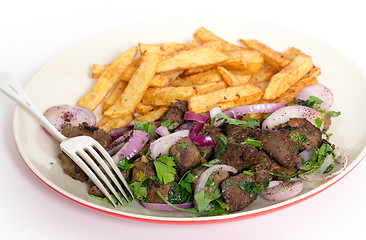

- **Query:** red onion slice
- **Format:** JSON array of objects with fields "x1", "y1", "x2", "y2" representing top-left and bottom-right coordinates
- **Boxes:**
[
  {"x1": 190, "y1": 135, "x2": 214, "y2": 147},
  {"x1": 43, "y1": 105, "x2": 96, "y2": 132},
  {"x1": 261, "y1": 180, "x2": 304, "y2": 201},
  {"x1": 188, "y1": 122, "x2": 204, "y2": 138},
  {"x1": 155, "y1": 125, "x2": 170, "y2": 136},
  {"x1": 210, "y1": 106, "x2": 222, "y2": 119},
  {"x1": 149, "y1": 130, "x2": 190, "y2": 160},
  {"x1": 106, "y1": 131, "x2": 132, "y2": 156},
  {"x1": 224, "y1": 101, "x2": 285, "y2": 118},
  {"x1": 115, "y1": 130, "x2": 149, "y2": 164},
  {"x1": 262, "y1": 105, "x2": 323, "y2": 130},
  {"x1": 108, "y1": 125, "x2": 133, "y2": 140},
  {"x1": 141, "y1": 202, "x2": 193, "y2": 212},
  {"x1": 297, "y1": 84, "x2": 334, "y2": 110},
  {"x1": 296, "y1": 148, "x2": 316, "y2": 170},
  {"x1": 299, "y1": 146, "x2": 349, "y2": 182},
  {"x1": 184, "y1": 112, "x2": 210, "y2": 123},
  {"x1": 194, "y1": 165, "x2": 237, "y2": 195},
  {"x1": 194, "y1": 164, "x2": 237, "y2": 210}
]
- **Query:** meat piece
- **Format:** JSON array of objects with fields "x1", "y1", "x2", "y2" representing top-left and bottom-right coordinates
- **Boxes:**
[
  {"x1": 215, "y1": 140, "x2": 259, "y2": 171},
  {"x1": 276, "y1": 118, "x2": 322, "y2": 150},
  {"x1": 145, "y1": 179, "x2": 173, "y2": 204},
  {"x1": 57, "y1": 123, "x2": 113, "y2": 182},
  {"x1": 57, "y1": 153, "x2": 88, "y2": 182},
  {"x1": 130, "y1": 157, "x2": 155, "y2": 183},
  {"x1": 160, "y1": 100, "x2": 188, "y2": 128},
  {"x1": 62, "y1": 122, "x2": 112, "y2": 148},
  {"x1": 191, "y1": 167, "x2": 230, "y2": 194},
  {"x1": 169, "y1": 137, "x2": 202, "y2": 172},
  {"x1": 220, "y1": 173, "x2": 258, "y2": 212},
  {"x1": 223, "y1": 124, "x2": 256, "y2": 142},
  {"x1": 197, "y1": 124, "x2": 222, "y2": 160},
  {"x1": 255, "y1": 129, "x2": 298, "y2": 168}
]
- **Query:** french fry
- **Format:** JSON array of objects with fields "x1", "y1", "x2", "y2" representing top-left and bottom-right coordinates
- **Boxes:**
[
  {"x1": 240, "y1": 39, "x2": 290, "y2": 69},
  {"x1": 91, "y1": 64, "x2": 107, "y2": 79},
  {"x1": 188, "y1": 84, "x2": 263, "y2": 113},
  {"x1": 263, "y1": 55, "x2": 313, "y2": 100},
  {"x1": 231, "y1": 71, "x2": 252, "y2": 85},
  {"x1": 180, "y1": 65, "x2": 216, "y2": 77},
  {"x1": 102, "y1": 80, "x2": 128, "y2": 112},
  {"x1": 103, "y1": 45, "x2": 161, "y2": 117},
  {"x1": 150, "y1": 71, "x2": 183, "y2": 87},
  {"x1": 250, "y1": 64, "x2": 278, "y2": 83},
  {"x1": 77, "y1": 47, "x2": 138, "y2": 111},
  {"x1": 255, "y1": 81, "x2": 270, "y2": 91},
  {"x1": 136, "y1": 102, "x2": 155, "y2": 115},
  {"x1": 96, "y1": 114, "x2": 134, "y2": 133},
  {"x1": 139, "y1": 42, "x2": 186, "y2": 56},
  {"x1": 278, "y1": 77, "x2": 319, "y2": 104},
  {"x1": 169, "y1": 69, "x2": 222, "y2": 87},
  {"x1": 217, "y1": 66, "x2": 246, "y2": 87},
  {"x1": 220, "y1": 49, "x2": 264, "y2": 73},
  {"x1": 194, "y1": 81, "x2": 227, "y2": 94},
  {"x1": 142, "y1": 86, "x2": 196, "y2": 106},
  {"x1": 156, "y1": 45, "x2": 228, "y2": 73},
  {"x1": 135, "y1": 106, "x2": 170, "y2": 123},
  {"x1": 283, "y1": 47, "x2": 306, "y2": 60},
  {"x1": 194, "y1": 27, "x2": 243, "y2": 51}
]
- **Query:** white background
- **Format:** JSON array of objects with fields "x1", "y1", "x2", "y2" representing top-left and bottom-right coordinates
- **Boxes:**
[{"x1": 1, "y1": 0, "x2": 366, "y2": 239}]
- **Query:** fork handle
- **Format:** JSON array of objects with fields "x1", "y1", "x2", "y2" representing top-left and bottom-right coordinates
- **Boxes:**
[{"x1": 0, "y1": 73, "x2": 66, "y2": 142}]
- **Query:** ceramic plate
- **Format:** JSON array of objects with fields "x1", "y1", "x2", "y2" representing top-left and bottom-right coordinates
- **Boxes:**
[{"x1": 12, "y1": 17, "x2": 366, "y2": 223}]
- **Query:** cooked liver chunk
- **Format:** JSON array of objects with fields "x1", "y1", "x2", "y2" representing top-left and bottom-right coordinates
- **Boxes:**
[
  {"x1": 145, "y1": 180, "x2": 173, "y2": 204},
  {"x1": 160, "y1": 100, "x2": 188, "y2": 128},
  {"x1": 169, "y1": 137, "x2": 202, "y2": 172}
]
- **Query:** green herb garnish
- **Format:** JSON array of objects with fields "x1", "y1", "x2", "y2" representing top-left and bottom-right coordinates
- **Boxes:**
[{"x1": 153, "y1": 155, "x2": 177, "y2": 184}]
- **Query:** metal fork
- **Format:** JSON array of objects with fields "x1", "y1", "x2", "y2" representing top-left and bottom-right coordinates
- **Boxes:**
[{"x1": 0, "y1": 73, "x2": 133, "y2": 207}]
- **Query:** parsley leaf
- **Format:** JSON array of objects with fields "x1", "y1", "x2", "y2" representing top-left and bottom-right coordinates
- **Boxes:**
[
  {"x1": 178, "y1": 142, "x2": 189, "y2": 150},
  {"x1": 117, "y1": 156, "x2": 134, "y2": 171},
  {"x1": 236, "y1": 180, "x2": 267, "y2": 196},
  {"x1": 129, "y1": 182, "x2": 147, "y2": 201},
  {"x1": 241, "y1": 137, "x2": 262, "y2": 147},
  {"x1": 134, "y1": 121, "x2": 157, "y2": 134},
  {"x1": 178, "y1": 172, "x2": 200, "y2": 193},
  {"x1": 216, "y1": 134, "x2": 228, "y2": 158},
  {"x1": 153, "y1": 155, "x2": 177, "y2": 184},
  {"x1": 194, "y1": 188, "x2": 221, "y2": 212},
  {"x1": 161, "y1": 118, "x2": 177, "y2": 132},
  {"x1": 211, "y1": 113, "x2": 260, "y2": 128},
  {"x1": 296, "y1": 96, "x2": 341, "y2": 117}
]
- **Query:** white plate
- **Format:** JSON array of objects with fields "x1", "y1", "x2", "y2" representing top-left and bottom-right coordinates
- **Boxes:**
[{"x1": 13, "y1": 17, "x2": 366, "y2": 223}]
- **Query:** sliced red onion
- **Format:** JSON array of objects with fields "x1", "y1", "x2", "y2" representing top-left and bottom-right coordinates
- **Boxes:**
[
  {"x1": 114, "y1": 130, "x2": 149, "y2": 164},
  {"x1": 174, "y1": 121, "x2": 194, "y2": 132},
  {"x1": 299, "y1": 146, "x2": 349, "y2": 182},
  {"x1": 297, "y1": 84, "x2": 334, "y2": 110},
  {"x1": 210, "y1": 106, "x2": 222, "y2": 119},
  {"x1": 149, "y1": 130, "x2": 190, "y2": 160},
  {"x1": 262, "y1": 105, "x2": 323, "y2": 130},
  {"x1": 261, "y1": 180, "x2": 304, "y2": 201},
  {"x1": 190, "y1": 135, "x2": 214, "y2": 147},
  {"x1": 194, "y1": 165, "x2": 237, "y2": 195},
  {"x1": 141, "y1": 202, "x2": 193, "y2": 212},
  {"x1": 43, "y1": 105, "x2": 96, "y2": 132},
  {"x1": 108, "y1": 125, "x2": 133, "y2": 140},
  {"x1": 194, "y1": 164, "x2": 237, "y2": 209},
  {"x1": 296, "y1": 148, "x2": 316, "y2": 170},
  {"x1": 224, "y1": 101, "x2": 285, "y2": 118},
  {"x1": 184, "y1": 112, "x2": 210, "y2": 123},
  {"x1": 106, "y1": 131, "x2": 132, "y2": 156},
  {"x1": 155, "y1": 125, "x2": 170, "y2": 136},
  {"x1": 188, "y1": 122, "x2": 204, "y2": 138}
]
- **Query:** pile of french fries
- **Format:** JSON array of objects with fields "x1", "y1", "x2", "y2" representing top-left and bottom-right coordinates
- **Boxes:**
[{"x1": 77, "y1": 27, "x2": 320, "y2": 132}]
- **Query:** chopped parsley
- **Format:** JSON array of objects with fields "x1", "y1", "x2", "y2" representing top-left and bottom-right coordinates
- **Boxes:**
[
  {"x1": 178, "y1": 172, "x2": 200, "y2": 193},
  {"x1": 296, "y1": 96, "x2": 341, "y2": 117},
  {"x1": 241, "y1": 137, "x2": 262, "y2": 148},
  {"x1": 323, "y1": 164, "x2": 334, "y2": 174},
  {"x1": 161, "y1": 118, "x2": 177, "y2": 132},
  {"x1": 178, "y1": 142, "x2": 189, "y2": 150},
  {"x1": 117, "y1": 156, "x2": 134, "y2": 171},
  {"x1": 290, "y1": 131, "x2": 310, "y2": 149},
  {"x1": 153, "y1": 155, "x2": 177, "y2": 184},
  {"x1": 236, "y1": 180, "x2": 268, "y2": 196},
  {"x1": 211, "y1": 113, "x2": 260, "y2": 128},
  {"x1": 194, "y1": 188, "x2": 222, "y2": 212},
  {"x1": 134, "y1": 121, "x2": 157, "y2": 134},
  {"x1": 216, "y1": 134, "x2": 228, "y2": 158},
  {"x1": 129, "y1": 182, "x2": 147, "y2": 201}
]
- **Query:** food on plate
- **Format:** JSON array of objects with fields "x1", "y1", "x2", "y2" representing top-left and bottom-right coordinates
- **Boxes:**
[{"x1": 45, "y1": 27, "x2": 346, "y2": 216}]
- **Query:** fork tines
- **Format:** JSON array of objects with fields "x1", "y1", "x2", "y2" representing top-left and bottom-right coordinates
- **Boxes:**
[{"x1": 60, "y1": 136, "x2": 134, "y2": 207}]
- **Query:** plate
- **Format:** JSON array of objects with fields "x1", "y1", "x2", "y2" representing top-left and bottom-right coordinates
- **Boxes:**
[{"x1": 12, "y1": 17, "x2": 366, "y2": 223}]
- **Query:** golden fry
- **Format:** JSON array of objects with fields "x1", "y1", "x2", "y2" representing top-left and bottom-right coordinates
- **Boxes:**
[
  {"x1": 142, "y1": 86, "x2": 196, "y2": 106},
  {"x1": 194, "y1": 81, "x2": 227, "y2": 94},
  {"x1": 96, "y1": 114, "x2": 134, "y2": 133},
  {"x1": 194, "y1": 27, "x2": 243, "y2": 51},
  {"x1": 217, "y1": 66, "x2": 245, "y2": 87},
  {"x1": 188, "y1": 84, "x2": 263, "y2": 113},
  {"x1": 220, "y1": 49, "x2": 264, "y2": 73},
  {"x1": 135, "y1": 106, "x2": 170, "y2": 123},
  {"x1": 240, "y1": 39, "x2": 290, "y2": 69},
  {"x1": 250, "y1": 64, "x2": 278, "y2": 83},
  {"x1": 104, "y1": 45, "x2": 161, "y2": 117},
  {"x1": 156, "y1": 45, "x2": 228, "y2": 73},
  {"x1": 77, "y1": 47, "x2": 138, "y2": 111},
  {"x1": 136, "y1": 102, "x2": 155, "y2": 115},
  {"x1": 102, "y1": 80, "x2": 128, "y2": 112},
  {"x1": 278, "y1": 77, "x2": 319, "y2": 104},
  {"x1": 169, "y1": 69, "x2": 222, "y2": 87},
  {"x1": 263, "y1": 55, "x2": 313, "y2": 100},
  {"x1": 91, "y1": 64, "x2": 107, "y2": 79}
]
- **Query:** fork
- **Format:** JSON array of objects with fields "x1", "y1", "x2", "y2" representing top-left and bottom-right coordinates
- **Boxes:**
[{"x1": 0, "y1": 72, "x2": 133, "y2": 207}]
